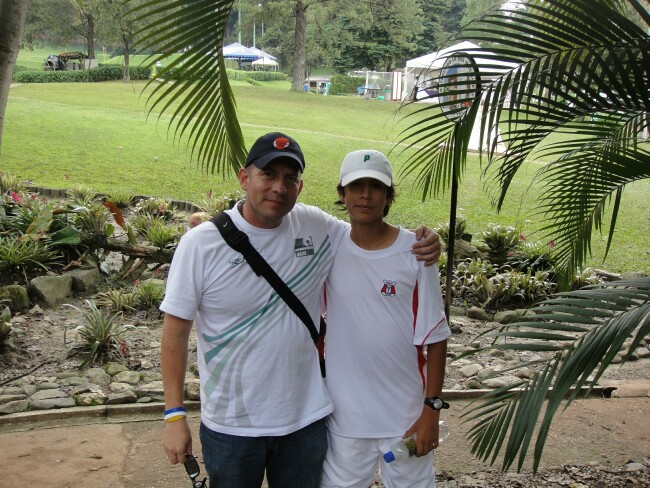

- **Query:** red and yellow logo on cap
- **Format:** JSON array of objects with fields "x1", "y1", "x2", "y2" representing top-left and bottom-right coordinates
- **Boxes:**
[{"x1": 273, "y1": 137, "x2": 290, "y2": 150}]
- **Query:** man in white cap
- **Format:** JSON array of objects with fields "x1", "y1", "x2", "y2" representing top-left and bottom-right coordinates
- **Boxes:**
[
  {"x1": 321, "y1": 150, "x2": 450, "y2": 488},
  {"x1": 160, "y1": 134, "x2": 441, "y2": 487}
]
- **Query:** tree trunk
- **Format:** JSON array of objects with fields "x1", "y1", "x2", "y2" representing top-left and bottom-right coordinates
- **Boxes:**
[
  {"x1": 122, "y1": 35, "x2": 130, "y2": 83},
  {"x1": 0, "y1": 0, "x2": 28, "y2": 157},
  {"x1": 291, "y1": 1, "x2": 308, "y2": 92},
  {"x1": 86, "y1": 13, "x2": 95, "y2": 61}
]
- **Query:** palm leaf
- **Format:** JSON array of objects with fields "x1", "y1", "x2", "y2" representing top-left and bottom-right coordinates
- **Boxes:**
[
  {"x1": 399, "y1": 0, "x2": 649, "y2": 283},
  {"x1": 460, "y1": 278, "x2": 650, "y2": 472},
  {"x1": 128, "y1": 0, "x2": 246, "y2": 175}
]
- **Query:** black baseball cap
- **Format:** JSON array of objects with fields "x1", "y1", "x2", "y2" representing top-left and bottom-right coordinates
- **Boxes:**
[{"x1": 245, "y1": 132, "x2": 305, "y2": 171}]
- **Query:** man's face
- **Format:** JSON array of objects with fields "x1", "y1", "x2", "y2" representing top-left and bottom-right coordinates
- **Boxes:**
[{"x1": 238, "y1": 159, "x2": 303, "y2": 229}]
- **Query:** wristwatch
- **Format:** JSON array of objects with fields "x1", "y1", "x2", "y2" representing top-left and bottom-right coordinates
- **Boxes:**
[{"x1": 424, "y1": 396, "x2": 450, "y2": 411}]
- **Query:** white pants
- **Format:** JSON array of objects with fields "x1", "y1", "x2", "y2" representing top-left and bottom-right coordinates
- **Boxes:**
[{"x1": 321, "y1": 431, "x2": 436, "y2": 488}]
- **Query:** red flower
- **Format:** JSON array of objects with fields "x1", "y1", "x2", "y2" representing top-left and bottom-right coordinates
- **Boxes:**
[
  {"x1": 548, "y1": 240, "x2": 556, "y2": 248},
  {"x1": 9, "y1": 191, "x2": 22, "y2": 203}
]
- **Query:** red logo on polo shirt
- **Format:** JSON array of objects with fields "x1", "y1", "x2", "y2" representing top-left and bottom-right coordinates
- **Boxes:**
[
  {"x1": 273, "y1": 137, "x2": 290, "y2": 150},
  {"x1": 381, "y1": 280, "x2": 397, "y2": 297}
]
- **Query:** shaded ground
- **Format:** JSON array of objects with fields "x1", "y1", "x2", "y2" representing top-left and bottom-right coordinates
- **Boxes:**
[{"x1": 0, "y1": 393, "x2": 648, "y2": 488}]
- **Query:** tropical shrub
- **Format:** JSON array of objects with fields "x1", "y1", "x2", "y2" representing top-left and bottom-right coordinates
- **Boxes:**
[{"x1": 64, "y1": 300, "x2": 135, "y2": 367}]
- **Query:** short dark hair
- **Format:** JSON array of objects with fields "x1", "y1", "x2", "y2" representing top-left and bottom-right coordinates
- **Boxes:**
[{"x1": 336, "y1": 183, "x2": 396, "y2": 217}]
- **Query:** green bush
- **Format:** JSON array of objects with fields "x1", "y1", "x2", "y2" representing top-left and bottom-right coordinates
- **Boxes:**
[
  {"x1": 14, "y1": 65, "x2": 151, "y2": 83},
  {"x1": 14, "y1": 70, "x2": 87, "y2": 83},
  {"x1": 329, "y1": 75, "x2": 365, "y2": 95}
]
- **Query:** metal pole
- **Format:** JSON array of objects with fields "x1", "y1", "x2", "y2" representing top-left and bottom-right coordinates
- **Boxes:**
[
  {"x1": 238, "y1": 0, "x2": 241, "y2": 44},
  {"x1": 444, "y1": 123, "x2": 461, "y2": 320}
]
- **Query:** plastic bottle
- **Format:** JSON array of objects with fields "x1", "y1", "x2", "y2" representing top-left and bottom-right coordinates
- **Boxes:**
[{"x1": 383, "y1": 421, "x2": 449, "y2": 463}]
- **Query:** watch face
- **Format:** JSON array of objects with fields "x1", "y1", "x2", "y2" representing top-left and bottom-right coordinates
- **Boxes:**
[{"x1": 431, "y1": 398, "x2": 443, "y2": 409}]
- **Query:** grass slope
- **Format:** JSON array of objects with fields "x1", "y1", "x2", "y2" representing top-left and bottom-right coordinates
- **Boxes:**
[{"x1": 1, "y1": 80, "x2": 648, "y2": 273}]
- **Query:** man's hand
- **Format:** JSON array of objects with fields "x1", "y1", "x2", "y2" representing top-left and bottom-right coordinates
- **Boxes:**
[
  {"x1": 412, "y1": 227, "x2": 441, "y2": 266},
  {"x1": 163, "y1": 418, "x2": 193, "y2": 464}
]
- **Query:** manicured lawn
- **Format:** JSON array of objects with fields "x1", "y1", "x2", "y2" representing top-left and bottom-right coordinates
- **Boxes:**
[{"x1": 2, "y1": 79, "x2": 648, "y2": 273}]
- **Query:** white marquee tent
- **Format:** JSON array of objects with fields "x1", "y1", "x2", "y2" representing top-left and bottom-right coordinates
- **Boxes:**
[
  {"x1": 402, "y1": 41, "x2": 518, "y2": 152},
  {"x1": 402, "y1": 41, "x2": 518, "y2": 102}
]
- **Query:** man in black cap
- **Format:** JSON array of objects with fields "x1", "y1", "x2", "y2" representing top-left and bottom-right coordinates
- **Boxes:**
[{"x1": 160, "y1": 132, "x2": 439, "y2": 487}]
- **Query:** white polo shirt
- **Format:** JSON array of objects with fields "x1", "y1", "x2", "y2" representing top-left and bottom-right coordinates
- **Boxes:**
[
  {"x1": 161, "y1": 203, "x2": 348, "y2": 436},
  {"x1": 324, "y1": 227, "x2": 450, "y2": 438}
]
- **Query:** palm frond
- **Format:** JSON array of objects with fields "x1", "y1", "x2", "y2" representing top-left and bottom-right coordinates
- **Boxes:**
[
  {"x1": 128, "y1": 0, "x2": 246, "y2": 175},
  {"x1": 399, "y1": 0, "x2": 649, "y2": 282},
  {"x1": 460, "y1": 278, "x2": 650, "y2": 472}
]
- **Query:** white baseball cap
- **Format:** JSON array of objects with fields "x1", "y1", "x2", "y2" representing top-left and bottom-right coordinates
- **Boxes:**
[{"x1": 339, "y1": 150, "x2": 393, "y2": 187}]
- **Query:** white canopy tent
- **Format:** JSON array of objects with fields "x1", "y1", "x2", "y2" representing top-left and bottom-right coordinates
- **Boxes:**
[
  {"x1": 252, "y1": 57, "x2": 279, "y2": 71},
  {"x1": 402, "y1": 41, "x2": 518, "y2": 152},
  {"x1": 403, "y1": 41, "x2": 518, "y2": 102}
]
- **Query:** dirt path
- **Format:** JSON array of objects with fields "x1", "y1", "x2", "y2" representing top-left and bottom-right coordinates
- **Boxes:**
[{"x1": 0, "y1": 390, "x2": 648, "y2": 488}]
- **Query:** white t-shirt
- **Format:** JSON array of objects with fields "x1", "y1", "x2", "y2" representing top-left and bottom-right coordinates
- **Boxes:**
[
  {"x1": 160, "y1": 203, "x2": 348, "y2": 436},
  {"x1": 324, "y1": 227, "x2": 450, "y2": 438}
]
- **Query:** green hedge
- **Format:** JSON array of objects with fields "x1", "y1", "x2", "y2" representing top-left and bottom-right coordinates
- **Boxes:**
[
  {"x1": 225, "y1": 69, "x2": 287, "y2": 82},
  {"x1": 329, "y1": 75, "x2": 365, "y2": 95},
  {"x1": 14, "y1": 65, "x2": 151, "y2": 83}
]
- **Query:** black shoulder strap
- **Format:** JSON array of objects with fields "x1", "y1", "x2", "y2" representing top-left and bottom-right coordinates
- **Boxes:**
[{"x1": 210, "y1": 212, "x2": 320, "y2": 345}]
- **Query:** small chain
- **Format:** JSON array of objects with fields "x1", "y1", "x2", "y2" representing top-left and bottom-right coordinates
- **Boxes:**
[{"x1": 237, "y1": 199, "x2": 245, "y2": 216}]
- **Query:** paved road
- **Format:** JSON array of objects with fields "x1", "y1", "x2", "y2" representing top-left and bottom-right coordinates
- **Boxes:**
[{"x1": 0, "y1": 381, "x2": 648, "y2": 488}]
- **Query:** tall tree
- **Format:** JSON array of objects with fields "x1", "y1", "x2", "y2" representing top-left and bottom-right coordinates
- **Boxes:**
[
  {"x1": 416, "y1": 0, "x2": 453, "y2": 55},
  {"x1": 0, "y1": 0, "x2": 28, "y2": 157},
  {"x1": 98, "y1": 0, "x2": 152, "y2": 82},
  {"x1": 461, "y1": 0, "x2": 505, "y2": 26},
  {"x1": 315, "y1": 0, "x2": 423, "y2": 73}
]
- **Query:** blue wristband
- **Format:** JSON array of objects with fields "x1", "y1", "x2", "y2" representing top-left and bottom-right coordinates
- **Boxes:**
[{"x1": 164, "y1": 406, "x2": 187, "y2": 417}]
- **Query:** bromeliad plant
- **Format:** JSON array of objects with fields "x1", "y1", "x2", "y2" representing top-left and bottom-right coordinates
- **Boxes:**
[{"x1": 64, "y1": 299, "x2": 136, "y2": 367}]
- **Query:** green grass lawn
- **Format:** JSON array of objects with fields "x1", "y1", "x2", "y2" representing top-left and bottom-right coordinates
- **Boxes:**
[{"x1": 2, "y1": 79, "x2": 648, "y2": 273}]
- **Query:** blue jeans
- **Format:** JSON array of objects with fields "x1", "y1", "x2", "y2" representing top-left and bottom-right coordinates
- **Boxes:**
[{"x1": 200, "y1": 418, "x2": 328, "y2": 488}]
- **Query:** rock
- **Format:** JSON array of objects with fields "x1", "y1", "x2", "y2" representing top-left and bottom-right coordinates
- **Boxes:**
[
  {"x1": 481, "y1": 375, "x2": 520, "y2": 388},
  {"x1": 0, "y1": 394, "x2": 27, "y2": 404},
  {"x1": 493, "y1": 309, "x2": 523, "y2": 324},
  {"x1": 0, "y1": 399, "x2": 29, "y2": 414},
  {"x1": 467, "y1": 307, "x2": 491, "y2": 321},
  {"x1": 30, "y1": 397, "x2": 75, "y2": 410},
  {"x1": 107, "y1": 391, "x2": 137, "y2": 404},
  {"x1": 624, "y1": 462, "x2": 646, "y2": 472},
  {"x1": 36, "y1": 381, "x2": 61, "y2": 390},
  {"x1": 449, "y1": 306, "x2": 466, "y2": 317},
  {"x1": 0, "y1": 285, "x2": 30, "y2": 312},
  {"x1": 21, "y1": 384, "x2": 37, "y2": 396},
  {"x1": 28, "y1": 275, "x2": 73, "y2": 308},
  {"x1": 516, "y1": 367, "x2": 534, "y2": 379},
  {"x1": 592, "y1": 269, "x2": 621, "y2": 281},
  {"x1": 136, "y1": 380, "x2": 164, "y2": 397},
  {"x1": 65, "y1": 267, "x2": 101, "y2": 293},
  {"x1": 185, "y1": 379, "x2": 201, "y2": 400},
  {"x1": 459, "y1": 364, "x2": 482, "y2": 378},
  {"x1": 105, "y1": 362, "x2": 128, "y2": 376},
  {"x1": 108, "y1": 382, "x2": 135, "y2": 392},
  {"x1": 61, "y1": 376, "x2": 89, "y2": 386},
  {"x1": 463, "y1": 378, "x2": 482, "y2": 389},
  {"x1": 453, "y1": 239, "x2": 487, "y2": 260},
  {"x1": 113, "y1": 371, "x2": 141, "y2": 385},
  {"x1": 136, "y1": 396, "x2": 153, "y2": 403},
  {"x1": 31, "y1": 389, "x2": 68, "y2": 401},
  {"x1": 85, "y1": 368, "x2": 112, "y2": 386},
  {"x1": 141, "y1": 372, "x2": 162, "y2": 383},
  {"x1": 476, "y1": 366, "x2": 499, "y2": 381},
  {"x1": 76, "y1": 391, "x2": 108, "y2": 406},
  {"x1": 621, "y1": 271, "x2": 647, "y2": 280}
]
